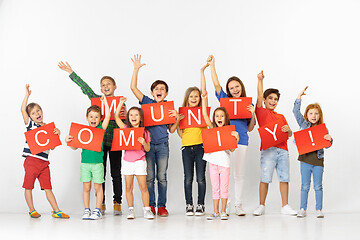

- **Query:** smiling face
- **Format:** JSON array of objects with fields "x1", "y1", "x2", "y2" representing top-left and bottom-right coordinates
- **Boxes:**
[
  {"x1": 100, "y1": 78, "x2": 117, "y2": 97},
  {"x1": 28, "y1": 105, "x2": 43, "y2": 124},
  {"x1": 187, "y1": 90, "x2": 200, "y2": 107},
  {"x1": 86, "y1": 111, "x2": 101, "y2": 127},
  {"x1": 264, "y1": 93, "x2": 279, "y2": 111},
  {"x1": 306, "y1": 108, "x2": 320, "y2": 125},
  {"x1": 214, "y1": 109, "x2": 226, "y2": 127},
  {"x1": 227, "y1": 80, "x2": 242, "y2": 98},
  {"x1": 128, "y1": 109, "x2": 141, "y2": 127},
  {"x1": 151, "y1": 83, "x2": 168, "y2": 102}
]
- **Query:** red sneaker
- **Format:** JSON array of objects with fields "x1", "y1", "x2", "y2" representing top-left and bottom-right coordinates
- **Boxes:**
[
  {"x1": 157, "y1": 207, "x2": 169, "y2": 217},
  {"x1": 150, "y1": 206, "x2": 156, "y2": 215}
]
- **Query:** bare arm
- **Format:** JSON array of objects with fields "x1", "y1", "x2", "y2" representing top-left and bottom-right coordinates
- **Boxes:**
[
  {"x1": 168, "y1": 110, "x2": 181, "y2": 133},
  {"x1": 138, "y1": 137, "x2": 150, "y2": 152},
  {"x1": 114, "y1": 97, "x2": 127, "y2": 128},
  {"x1": 201, "y1": 63, "x2": 209, "y2": 107},
  {"x1": 208, "y1": 55, "x2": 222, "y2": 96},
  {"x1": 256, "y1": 70, "x2": 264, "y2": 108},
  {"x1": 230, "y1": 131, "x2": 239, "y2": 152},
  {"x1": 101, "y1": 96, "x2": 111, "y2": 130},
  {"x1": 65, "y1": 136, "x2": 78, "y2": 150},
  {"x1": 176, "y1": 113, "x2": 185, "y2": 138},
  {"x1": 201, "y1": 92, "x2": 212, "y2": 128},
  {"x1": 21, "y1": 84, "x2": 31, "y2": 125},
  {"x1": 247, "y1": 105, "x2": 256, "y2": 131},
  {"x1": 130, "y1": 54, "x2": 146, "y2": 102}
]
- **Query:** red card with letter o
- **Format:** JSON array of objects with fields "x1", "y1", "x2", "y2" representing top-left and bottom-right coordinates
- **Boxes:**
[
  {"x1": 67, "y1": 122, "x2": 105, "y2": 152},
  {"x1": 201, "y1": 125, "x2": 237, "y2": 153},
  {"x1": 91, "y1": 96, "x2": 125, "y2": 120},
  {"x1": 178, "y1": 107, "x2": 210, "y2": 129},
  {"x1": 220, "y1": 97, "x2": 252, "y2": 119},
  {"x1": 142, "y1": 101, "x2": 176, "y2": 127},
  {"x1": 111, "y1": 127, "x2": 145, "y2": 151},
  {"x1": 294, "y1": 123, "x2": 331, "y2": 155},
  {"x1": 24, "y1": 122, "x2": 62, "y2": 155},
  {"x1": 258, "y1": 119, "x2": 288, "y2": 150}
]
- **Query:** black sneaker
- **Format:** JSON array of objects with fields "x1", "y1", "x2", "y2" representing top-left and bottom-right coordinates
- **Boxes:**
[
  {"x1": 195, "y1": 204, "x2": 205, "y2": 216},
  {"x1": 185, "y1": 204, "x2": 194, "y2": 216}
]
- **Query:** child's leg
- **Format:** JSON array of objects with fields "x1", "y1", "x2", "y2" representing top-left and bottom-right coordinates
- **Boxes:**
[
  {"x1": 94, "y1": 183, "x2": 104, "y2": 209},
  {"x1": 25, "y1": 189, "x2": 35, "y2": 212},
  {"x1": 276, "y1": 148, "x2": 290, "y2": 206},
  {"x1": 312, "y1": 165, "x2": 324, "y2": 210},
  {"x1": 209, "y1": 163, "x2": 220, "y2": 213},
  {"x1": 279, "y1": 182, "x2": 289, "y2": 207},
  {"x1": 259, "y1": 182, "x2": 269, "y2": 205},
  {"x1": 232, "y1": 145, "x2": 248, "y2": 206},
  {"x1": 219, "y1": 166, "x2": 230, "y2": 213},
  {"x1": 125, "y1": 175, "x2": 135, "y2": 207},
  {"x1": 213, "y1": 199, "x2": 220, "y2": 214},
  {"x1": 259, "y1": 148, "x2": 277, "y2": 205},
  {"x1": 182, "y1": 146, "x2": 195, "y2": 205},
  {"x1": 194, "y1": 145, "x2": 206, "y2": 205},
  {"x1": 44, "y1": 189, "x2": 60, "y2": 212},
  {"x1": 221, "y1": 198, "x2": 227, "y2": 213},
  {"x1": 300, "y1": 162, "x2": 312, "y2": 210},
  {"x1": 83, "y1": 182, "x2": 91, "y2": 209},
  {"x1": 136, "y1": 175, "x2": 150, "y2": 207}
]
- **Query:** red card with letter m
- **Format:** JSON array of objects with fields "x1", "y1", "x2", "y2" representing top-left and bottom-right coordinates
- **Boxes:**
[
  {"x1": 67, "y1": 122, "x2": 105, "y2": 152},
  {"x1": 201, "y1": 125, "x2": 237, "y2": 153},
  {"x1": 142, "y1": 101, "x2": 176, "y2": 127},
  {"x1": 91, "y1": 96, "x2": 126, "y2": 120},
  {"x1": 258, "y1": 119, "x2": 289, "y2": 150},
  {"x1": 111, "y1": 127, "x2": 145, "y2": 151},
  {"x1": 178, "y1": 107, "x2": 210, "y2": 129},
  {"x1": 220, "y1": 97, "x2": 252, "y2": 119},
  {"x1": 294, "y1": 123, "x2": 331, "y2": 155},
  {"x1": 24, "y1": 122, "x2": 62, "y2": 155}
]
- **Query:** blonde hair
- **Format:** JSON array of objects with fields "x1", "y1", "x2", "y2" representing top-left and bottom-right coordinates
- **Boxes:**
[
  {"x1": 304, "y1": 103, "x2": 324, "y2": 125},
  {"x1": 181, "y1": 87, "x2": 202, "y2": 107}
]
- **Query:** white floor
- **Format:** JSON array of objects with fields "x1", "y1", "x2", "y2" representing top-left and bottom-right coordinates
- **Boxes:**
[{"x1": 1, "y1": 211, "x2": 359, "y2": 240}]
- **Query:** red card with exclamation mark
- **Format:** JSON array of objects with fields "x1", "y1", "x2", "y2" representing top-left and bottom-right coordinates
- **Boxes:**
[{"x1": 293, "y1": 123, "x2": 331, "y2": 155}]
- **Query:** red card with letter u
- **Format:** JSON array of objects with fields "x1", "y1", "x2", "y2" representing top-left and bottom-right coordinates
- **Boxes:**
[
  {"x1": 294, "y1": 123, "x2": 331, "y2": 155},
  {"x1": 111, "y1": 127, "x2": 145, "y2": 151},
  {"x1": 178, "y1": 107, "x2": 210, "y2": 129},
  {"x1": 67, "y1": 122, "x2": 105, "y2": 152},
  {"x1": 201, "y1": 125, "x2": 237, "y2": 153},
  {"x1": 142, "y1": 101, "x2": 176, "y2": 127},
  {"x1": 24, "y1": 122, "x2": 62, "y2": 155},
  {"x1": 91, "y1": 96, "x2": 125, "y2": 120},
  {"x1": 220, "y1": 97, "x2": 252, "y2": 119},
  {"x1": 258, "y1": 119, "x2": 288, "y2": 150}
]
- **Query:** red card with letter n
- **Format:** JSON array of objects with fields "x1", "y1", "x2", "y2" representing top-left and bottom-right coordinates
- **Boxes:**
[
  {"x1": 294, "y1": 123, "x2": 331, "y2": 155},
  {"x1": 91, "y1": 96, "x2": 125, "y2": 120},
  {"x1": 142, "y1": 101, "x2": 176, "y2": 127},
  {"x1": 67, "y1": 122, "x2": 105, "y2": 152},
  {"x1": 24, "y1": 122, "x2": 62, "y2": 155},
  {"x1": 258, "y1": 119, "x2": 289, "y2": 150},
  {"x1": 220, "y1": 97, "x2": 252, "y2": 119},
  {"x1": 201, "y1": 125, "x2": 237, "y2": 153},
  {"x1": 111, "y1": 127, "x2": 145, "y2": 151},
  {"x1": 178, "y1": 107, "x2": 210, "y2": 129}
]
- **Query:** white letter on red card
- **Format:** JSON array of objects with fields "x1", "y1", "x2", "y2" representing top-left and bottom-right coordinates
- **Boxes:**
[
  {"x1": 265, "y1": 124, "x2": 278, "y2": 141},
  {"x1": 120, "y1": 130, "x2": 134, "y2": 146},
  {"x1": 188, "y1": 109, "x2": 201, "y2": 125},
  {"x1": 229, "y1": 99, "x2": 243, "y2": 115},
  {"x1": 35, "y1": 130, "x2": 49, "y2": 146},
  {"x1": 150, "y1": 105, "x2": 164, "y2": 122},
  {"x1": 78, "y1": 128, "x2": 94, "y2": 145}
]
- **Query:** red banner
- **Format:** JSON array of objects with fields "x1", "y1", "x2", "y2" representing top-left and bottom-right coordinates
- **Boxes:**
[
  {"x1": 24, "y1": 122, "x2": 62, "y2": 155},
  {"x1": 91, "y1": 96, "x2": 125, "y2": 120},
  {"x1": 294, "y1": 123, "x2": 331, "y2": 155},
  {"x1": 178, "y1": 107, "x2": 210, "y2": 129},
  {"x1": 220, "y1": 97, "x2": 252, "y2": 119},
  {"x1": 201, "y1": 125, "x2": 237, "y2": 153},
  {"x1": 67, "y1": 122, "x2": 105, "y2": 152},
  {"x1": 142, "y1": 101, "x2": 176, "y2": 127},
  {"x1": 111, "y1": 127, "x2": 145, "y2": 151},
  {"x1": 258, "y1": 119, "x2": 289, "y2": 150}
]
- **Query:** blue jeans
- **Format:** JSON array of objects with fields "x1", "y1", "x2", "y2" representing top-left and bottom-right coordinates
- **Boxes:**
[
  {"x1": 146, "y1": 141, "x2": 169, "y2": 208},
  {"x1": 300, "y1": 161, "x2": 324, "y2": 210},
  {"x1": 260, "y1": 147, "x2": 289, "y2": 183},
  {"x1": 181, "y1": 144, "x2": 206, "y2": 205}
]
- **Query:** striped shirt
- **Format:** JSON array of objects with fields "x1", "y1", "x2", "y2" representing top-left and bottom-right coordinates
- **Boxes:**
[{"x1": 22, "y1": 120, "x2": 50, "y2": 161}]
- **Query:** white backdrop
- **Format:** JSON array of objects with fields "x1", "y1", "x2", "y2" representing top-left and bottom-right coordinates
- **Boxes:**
[{"x1": 1, "y1": 0, "x2": 359, "y2": 214}]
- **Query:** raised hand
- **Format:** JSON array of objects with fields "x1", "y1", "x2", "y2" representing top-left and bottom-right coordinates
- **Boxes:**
[
  {"x1": 201, "y1": 63, "x2": 209, "y2": 71},
  {"x1": 119, "y1": 97, "x2": 127, "y2": 104},
  {"x1": 58, "y1": 61, "x2": 73, "y2": 74},
  {"x1": 201, "y1": 90, "x2": 208, "y2": 99},
  {"x1": 298, "y1": 86, "x2": 308, "y2": 99},
  {"x1": 131, "y1": 54, "x2": 146, "y2": 69},
  {"x1": 25, "y1": 84, "x2": 31, "y2": 96},
  {"x1": 207, "y1": 55, "x2": 215, "y2": 66},
  {"x1": 257, "y1": 70, "x2": 264, "y2": 81}
]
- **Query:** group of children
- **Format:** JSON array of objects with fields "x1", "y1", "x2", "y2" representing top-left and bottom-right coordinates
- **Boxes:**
[{"x1": 21, "y1": 54, "x2": 333, "y2": 221}]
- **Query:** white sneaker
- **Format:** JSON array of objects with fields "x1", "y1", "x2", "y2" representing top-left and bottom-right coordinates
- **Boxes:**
[
  {"x1": 89, "y1": 208, "x2": 102, "y2": 220},
  {"x1": 235, "y1": 205, "x2": 246, "y2": 216},
  {"x1": 316, "y1": 210, "x2": 324, "y2": 218},
  {"x1": 297, "y1": 209, "x2": 306, "y2": 218},
  {"x1": 281, "y1": 205, "x2": 297, "y2": 215},
  {"x1": 143, "y1": 207, "x2": 155, "y2": 219},
  {"x1": 127, "y1": 207, "x2": 135, "y2": 219},
  {"x1": 220, "y1": 212, "x2": 229, "y2": 220},
  {"x1": 82, "y1": 208, "x2": 91, "y2": 220},
  {"x1": 253, "y1": 205, "x2": 265, "y2": 216}
]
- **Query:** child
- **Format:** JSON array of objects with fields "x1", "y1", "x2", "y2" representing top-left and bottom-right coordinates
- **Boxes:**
[
  {"x1": 253, "y1": 71, "x2": 297, "y2": 216},
  {"x1": 21, "y1": 84, "x2": 69, "y2": 219},
  {"x1": 58, "y1": 61, "x2": 124, "y2": 215},
  {"x1": 175, "y1": 64, "x2": 208, "y2": 216},
  {"x1": 201, "y1": 92, "x2": 239, "y2": 220},
  {"x1": 114, "y1": 97, "x2": 155, "y2": 219},
  {"x1": 65, "y1": 96, "x2": 110, "y2": 220},
  {"x1": 293, "y1": 86, "x2": 333, "y2": 218},
  {"x1": 130, "y1": 54, "x2": 181, "y2": 216},
  {"x1": 208, "y1": 55, "x2": 256, "y2": 216}
]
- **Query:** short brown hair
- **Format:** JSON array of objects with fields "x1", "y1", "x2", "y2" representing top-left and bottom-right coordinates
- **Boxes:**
[
  {"x1": 26, "y1": 103, "x2": 42, "y2": 117},
  {"x1": 86, "y1": 105, "x2": 101, "y2": 117},
  {"x1": 100, "y1": 76, "x2": 116, "y2": 86},
  {"x1": 226, "y1": 76, "x2": 247, "y2": 98},
  {"x1": 263, "y1": 88, "x2": 280, "y2": 100},
  {"x1": 182, "y1": 87, "x2": 201, "y2": 107},
  {"x1": 151, "y1": 80, "x2": 168, "y2": 92},
  {"x1": 212, "y1": 107, "x2": 230, "y2": 128},
  {"x1": 304, "y1": 103, "x2": 324, "y2": 125}
]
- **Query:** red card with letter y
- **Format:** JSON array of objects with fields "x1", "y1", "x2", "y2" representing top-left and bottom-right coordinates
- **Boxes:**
[{"x1": 258, "y1": 119, "x2": 288, "y2": 150}]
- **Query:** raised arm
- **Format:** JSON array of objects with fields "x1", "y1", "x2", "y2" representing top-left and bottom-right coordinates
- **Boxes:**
[
  {"x1": 101, "y1": 96, "x2": 111, "y2": 130},
  {"x1": 201, "y1": 63, "x2": 209, "y2": 107},
  {"x1": 130, "y1": 54, "x2": 146, "y2": 102},
  {"x1": 208, "y1": 55, "x2": 222, "y2": 96},
  {"x1": 21, "y1": 84, "x2": 31, "y2": 125},
  {"x1": 58, "y1": 61, "x2": 74, "y2": 74},
  {"x1": 256, "y1": 70, "x2": 265, "y2": 108},
  {"x1": 293, "y1": 86, "x2": 308, "y2": 127},
  {"x1": 201, "y1": 92, "x2": 212, "y2": 128},
  {"x1": 114, "y1": 97, "x2": 127, "y2": 128}
]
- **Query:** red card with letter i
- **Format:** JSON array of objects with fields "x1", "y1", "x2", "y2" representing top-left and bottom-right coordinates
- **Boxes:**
[
  {"x1": 91, "y1": 96, "x2": 126, "y2": 120},
  {"x1": 178, "y1": 107, "x2": 210, "y2": 129},
  {"x1": 111, "y1": 127, "x2": 145, "y2": 151},
  {"x1": 201, "y1": 125, "x2": 237, "y2": 153},
  {"x1": 67, "y1": 122, "x2": 105, "y2": 152},
  {"x1": 258, "y1": 119, "x2": 289, "y2": 150},
  {"x1": 24, "y1": 122, "x2": 62, "y2": 155},
  {"x1": 142, "y1": 101, "x2": 176, "y2": 127},
  {"x1": 294, "y1": 123, "x2": 331, "y2": 155},
  {"x1": 220, "y1": 97, "x2": 253, "y2": 119}
]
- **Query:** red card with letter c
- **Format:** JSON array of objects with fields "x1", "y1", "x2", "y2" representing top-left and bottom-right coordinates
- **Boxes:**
[
  {"x1": 142, "y1": 101, "x2": 176, "y2": 127},
  {"x1": 91, "y1": 96, "x2": 125, "y2": 120},
  {"x1": 24, "y1": 122, "x2": 62, "y2": 155},
  {"x1": 201, "y1": 125, "x2": 237, "y2": 153},
  {"x1": 258, "y1": 119, "x2": 288, "y2": 150},
  {"x1": 220, "y1": 97, "x2": 252, "y2": 119},
  {"x1": 294, "y1": 123, "x2": 331, "y2": 155},
  {"x1": 111, "y1": 127, "x2": 145, "y2": 151},
  {"x1": 67, "y1": 122, "x2": 105, "y2": 152},
  {"x1": 178, "y1": 107, "x2": 210, "y2": 129}
]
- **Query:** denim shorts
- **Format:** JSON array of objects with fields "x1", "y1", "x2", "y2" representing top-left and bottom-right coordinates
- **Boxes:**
[{"x1": 260, "y1": 147, "x2": 289, "y2": 183}]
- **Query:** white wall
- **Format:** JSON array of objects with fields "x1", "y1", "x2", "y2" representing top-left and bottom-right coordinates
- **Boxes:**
[{"x1": 1, "y1": 0, "x2": 359, "y2": 214}]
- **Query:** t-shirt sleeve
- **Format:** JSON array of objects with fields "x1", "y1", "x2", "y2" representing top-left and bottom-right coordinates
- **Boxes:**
[
  {"x1": 140, "y1": 95, "x2": 154, "y2": 105},
  {"x1": 215, "y1": 87, "x2": 228, "y2": 102}
]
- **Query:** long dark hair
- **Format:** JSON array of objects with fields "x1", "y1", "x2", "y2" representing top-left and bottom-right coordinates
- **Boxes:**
[
  {"x1": 125, "y1": 107, "x2": 144, "y2": 128},
  {"x1": 212, "y1": 107, "x2": 230, "y2": 128},
  {"x1": 226, "y1": 76, "x2": 247, "y2": 97}
]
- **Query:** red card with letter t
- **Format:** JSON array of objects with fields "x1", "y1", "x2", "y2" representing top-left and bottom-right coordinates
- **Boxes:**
[
  {"x1": 142, "y1": 101, "x2": 176, "y2": 127},
  {"x1": 294, "y1": 123, "x2": 331, "y2": 155},
  {"x1": 220, "y1": 97, "x2": 252, "y2": 119},
  {"x1": 178, "y1": 107, "x2": 210, "y2": 129},
  {"x1": 24, "y1": 122, "x2": 62, "y2": 155},
  {"x1": 201, "y1": 125, "x2": 237, "y2": 153},
  {"x1": 258, "y1": 119, "x2": 288, "y2": 150},
  {"x1": 91, "y1": 96, "x2": 125, "y2": 120},
  {"x1": 111, "y1": 127, "x2": 145, "y2": 151},
  {"x1": 67, "y1": 122, "x2": 105, "y2": 152}
]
